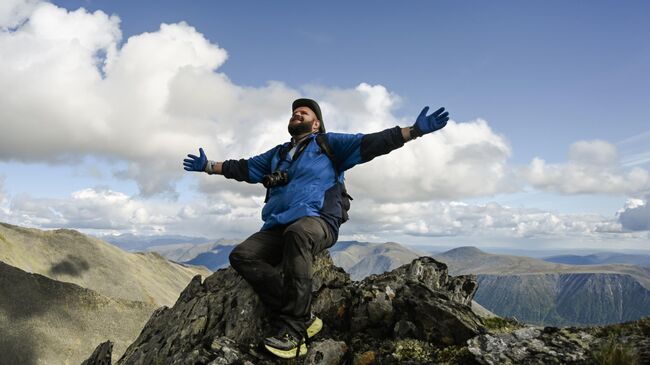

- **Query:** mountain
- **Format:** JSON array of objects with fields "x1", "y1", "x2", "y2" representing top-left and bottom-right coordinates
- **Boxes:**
[
  {"x1": 543, "y1": 252, "x2": 650, "y2": 267},
  {"x1": 0, "y1": 222, "x2": 212, "y2": 307},
  {"x1": 0, "y1": 260, "x2": 156, "y2": 365},
  {"x1": 99, "y1": 233, "x2": 212, "y2": 252},
  {"x1": 81, "y1": 253, "x2": 650, "y2": 365},
  {"x1": 328, "y1": 240, "x2": 425, "y2": 280},
  {"x1": 328, "y1": 241, "x2": 495, "y2": 318},
  {"x1": 433, "y1": 246, "x2": 650, "y2": 288},
  {"x1": 434, "y1": 246, "x2": 650, "y2": 327},
  {"x1": 145, "y1": 238, "x2": 239, "y2": 270}
]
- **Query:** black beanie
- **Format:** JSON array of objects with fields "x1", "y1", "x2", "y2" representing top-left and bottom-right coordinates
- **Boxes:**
[{"x1": 292, "y1": 98, "x2": 325, "y2": 133}]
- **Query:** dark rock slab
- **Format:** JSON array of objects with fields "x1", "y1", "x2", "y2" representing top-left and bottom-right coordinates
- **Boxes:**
[
  {"x1": 80, "y1": 340, "x2": 112, "y2": 365},
  {"x1": 89, "y1": 254, "x2": 485, "y2": 364}
]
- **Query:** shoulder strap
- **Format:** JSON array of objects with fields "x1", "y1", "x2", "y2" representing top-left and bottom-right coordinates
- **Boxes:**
[{"x1": 315, "y1": 134, "x2": 339, "y2": 179}]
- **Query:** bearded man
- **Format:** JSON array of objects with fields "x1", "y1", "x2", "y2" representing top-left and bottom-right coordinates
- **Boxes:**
[{"x1": 183, "y1": 98, "x2": 449, "y2": 358}]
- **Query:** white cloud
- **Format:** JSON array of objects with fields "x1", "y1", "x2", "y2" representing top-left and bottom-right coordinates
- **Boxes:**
[
  {"x1": 522, "y1": 140, "x2": 650, "y2": 195},
  {"x1": 3, "y1": 186, "x2": 643, "y2": 245},
  {"x1": 346, "y1": 118, "x2": 515, "y2": 202},
  {"x1": 0, "y1": 174, "x2": 6, "y2": 205},
  {"x1": 2, "y1": 187, "x2": 263, "y2": 237},
  {"x1": 618, "y1": 196, "x2": 650, "y2": 231},
  {"x1": 0, "y1": 0, "x2": 41, "y2": 29},
  {"x1": 338, "y1": 198, "x2": 632, "y2": 241},
  {"x1": 0, "y1": 1, "x2": 516, "y2": 202}
]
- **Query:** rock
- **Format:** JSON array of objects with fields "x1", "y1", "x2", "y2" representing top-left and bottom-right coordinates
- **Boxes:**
[
  {"x1": 80, "y1": 340, "x2": 112, "y2": 365},
  {"x1": 91, "y1": 253, "x2": 483, "y2": 364},
  {"x1": 82, "y1": 251, "x2": 650, "y2": 365},
  {"x1": 467, "y1": 326, "x2": 593, "y2": 364},
  {"x1": 304, "y1": 339, "x2": 347, "y2": 365}
]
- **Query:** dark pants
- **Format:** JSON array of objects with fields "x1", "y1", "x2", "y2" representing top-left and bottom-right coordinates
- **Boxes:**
[{"x1": 228, "y1": 216, "x2": 335, "y2": 337}]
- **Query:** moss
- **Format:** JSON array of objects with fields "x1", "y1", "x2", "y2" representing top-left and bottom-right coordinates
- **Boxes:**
[
  {"x1": 590, "y1": 334, "x2": 639, "y2": 365},
  {"x1": 392, "y1": 339, "x2": 435, "y2": 362},
  {"x1": 598, "y1": 324, "x2": 624, "y2": 338},
  {"x1": 482, "y1": 316, "x2": 519, "y2": 333},
  {"x1": 434, "y1": 345, "x2": 475, "y2": 364},
  {"x1": 0, "y1": 233, "x2": 6, "y2": 243},
  {"x1": 353, "y1": 350, "x2": 376, "y2": 365}
]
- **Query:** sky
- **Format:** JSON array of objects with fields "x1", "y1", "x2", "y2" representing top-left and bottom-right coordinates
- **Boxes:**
[{"x1": 0, "y1": 0, "x2": 649, "y2": 250}]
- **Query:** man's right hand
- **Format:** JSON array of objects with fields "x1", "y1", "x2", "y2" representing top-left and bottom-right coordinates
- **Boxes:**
[{"x1": 183, "y1": 148, "x2": 208, "y2": 172}]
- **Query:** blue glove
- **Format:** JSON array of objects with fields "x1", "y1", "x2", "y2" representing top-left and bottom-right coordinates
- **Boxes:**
[
  {"x1": 412, "y1": 106, "x2": 449, "y2": 137},
  {"x1": 183, "y1": 148, "x2": 207, "y2": 172}
]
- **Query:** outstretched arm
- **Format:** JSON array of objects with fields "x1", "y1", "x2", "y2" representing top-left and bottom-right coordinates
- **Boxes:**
[
  {"x1": 328, "y1": 105, "x2": 449, "y2": 171},
  {"x1": 182, "y1": 146, "x2": 277, "y2": 183}
]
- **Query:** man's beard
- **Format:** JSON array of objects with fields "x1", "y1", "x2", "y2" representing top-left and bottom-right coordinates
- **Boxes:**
[{"x1": 288, "y1": 117, "x2": 314, "y2": 136}]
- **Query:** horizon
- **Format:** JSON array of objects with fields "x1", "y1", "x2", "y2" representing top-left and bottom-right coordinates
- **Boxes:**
[{"x1": 1, "y1": 0, "x2": 649, "y2": 250}]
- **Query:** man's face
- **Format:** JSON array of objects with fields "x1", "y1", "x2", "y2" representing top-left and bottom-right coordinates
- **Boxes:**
[{"x1": 288, "y1": 106, "x2": 320, "y2": 136}]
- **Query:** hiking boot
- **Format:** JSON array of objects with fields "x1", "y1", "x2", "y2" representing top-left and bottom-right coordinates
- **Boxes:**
[
  {"x1": 263, "y1": 327, "x2": 308, "y2": 359},
  {"x1": 305, "y1": 312, "x2": 323, "y2": 338}
]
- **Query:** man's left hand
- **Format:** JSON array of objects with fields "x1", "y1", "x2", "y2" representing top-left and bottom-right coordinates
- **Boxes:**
[{"x1": 412, "y1": 106, "x2": 449, "y2": 137}]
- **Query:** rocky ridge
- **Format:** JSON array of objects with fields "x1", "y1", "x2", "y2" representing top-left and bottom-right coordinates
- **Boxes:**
[{"x1": 82, "y1": 253, "x2": 650, "y2": 364}]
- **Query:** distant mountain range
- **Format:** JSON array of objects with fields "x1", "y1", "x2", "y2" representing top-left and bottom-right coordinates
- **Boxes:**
[
  {"x1": 4, "y1": 220, "x2": 649, "y2": 363},
  {"x1": 98, "y1": 232, "x2": 212, "y2": 252},
  {"x1": 542, "y1": 252, "x2": 650, "y2": 267},
  {"x1": 328, "y1": 241, "x2": 425, "y2": 280},
  {"x1": 136, "y1": 237, "x2": 650, "y2": 327},
  {"x1": 144, "y1": 238, "x2": 239, "y2": 271},
  {"x1": 436, "y1": 246, "x2": 650, "y2": 327}
]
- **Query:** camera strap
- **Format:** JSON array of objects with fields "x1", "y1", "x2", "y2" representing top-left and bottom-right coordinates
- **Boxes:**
[
  {"x1": 264, "y1": 136, "x2": 314, "y2": 203},
  {"x1": 280, "y1": 136, "x2": 311, "y2": 162}
]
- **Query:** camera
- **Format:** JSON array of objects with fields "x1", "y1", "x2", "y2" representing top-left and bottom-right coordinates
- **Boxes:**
[{"x1": 262, "y1": 170, "x2": 289, "y2": 188}]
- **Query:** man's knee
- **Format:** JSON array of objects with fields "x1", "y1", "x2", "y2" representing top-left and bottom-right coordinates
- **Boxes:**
[
  {"x1": 284, "y1": 217, "x2": 332, "y2": 254},
  {"x1": 228, "y1": 246, "x2": 247, "y2": 270}
]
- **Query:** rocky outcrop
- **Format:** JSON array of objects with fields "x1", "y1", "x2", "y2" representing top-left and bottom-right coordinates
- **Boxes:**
[
  {"x1": 80, "y1": 340, "x2": 113, "y2": 365},
  {"x1": 83, "y1": 254, "x2": 481, "y2": 364},
  {"x1": 467, "y1": 316, "x2": 650, "y2": 365},
  {"x1": 82, "y1": 253, "x2": 650, "y2": 364}
]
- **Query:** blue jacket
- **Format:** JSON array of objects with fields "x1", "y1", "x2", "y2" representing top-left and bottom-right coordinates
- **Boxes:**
[{"x1": 222, "y1": 126, "x2": 405, "y2": 240}]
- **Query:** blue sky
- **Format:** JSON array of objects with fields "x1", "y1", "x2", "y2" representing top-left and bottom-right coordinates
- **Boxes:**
[
  {"x1": 49, "y1": 0, "x2": 650, "y2": 163},
  {"x1": 1, "y1": 0, "x2": 649, "y2": 249}
]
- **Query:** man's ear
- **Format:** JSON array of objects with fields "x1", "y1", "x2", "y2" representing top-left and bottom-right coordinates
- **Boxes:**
[{"x1": 313, "y1": 119, "x2": 321, "y2": 133}]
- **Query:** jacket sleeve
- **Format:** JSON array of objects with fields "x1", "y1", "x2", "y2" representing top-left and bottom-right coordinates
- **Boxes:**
[
  {"x1": 326, "y1": 126, "x2": 405, "y2": 171},
  {"x1": 221, "y1": 145, "x2": 279, "y2": 183}
]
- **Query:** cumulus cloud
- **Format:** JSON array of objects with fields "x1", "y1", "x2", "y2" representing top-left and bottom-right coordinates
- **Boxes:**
[
  {"x1": 3, "y1": 185, "x2": 642, "y2": 244},
  {"x1": 3, "y1": 187, "x2": 263, "y2": 237},
  {"x1": 0, "y1": 1, "x2": 515, "y2": 202},
  {"x1": 0, "y1": 0, "x2": 41, "y2": 29},
  {"x1": 522, "y1": 140, "x2": 650, "y2": 195},
  {"x1": 618, "y1": 196, "x2": 650, "y2": 231},
  {"x1": 0, "y1": 175, "x2": 6, "y2": 204},
  {"x1": 346, "y1": 118, "x2": 515, "y2": 202},
  {"x1": 336, "y1": 198, "x2": 640, "y2": 244}
]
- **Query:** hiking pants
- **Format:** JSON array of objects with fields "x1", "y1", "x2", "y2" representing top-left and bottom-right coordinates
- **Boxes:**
[{"x1": 228, "y1": 216, "x2": 335, "y2": 336}]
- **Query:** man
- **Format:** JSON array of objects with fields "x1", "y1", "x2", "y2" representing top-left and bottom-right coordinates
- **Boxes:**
[{"x1": 183, "y1": 98, "x2": 449, "y2": 358}]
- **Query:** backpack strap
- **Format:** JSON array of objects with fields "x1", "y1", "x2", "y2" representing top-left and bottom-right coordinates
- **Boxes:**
[
  {"x1": 315, "y1": 134, "x2": 339, "y2": 180},
  {"x1": 316, "y1": 134, "x2": 353, "y2": 201}
]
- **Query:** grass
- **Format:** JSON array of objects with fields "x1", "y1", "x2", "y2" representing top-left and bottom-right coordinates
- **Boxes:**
[
  {"x1": 591, "y1": 334, "x2": 639, "y2": 365},
  {"x1": 481, "y1": 316, "x2": 520, "y2": 333}
]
